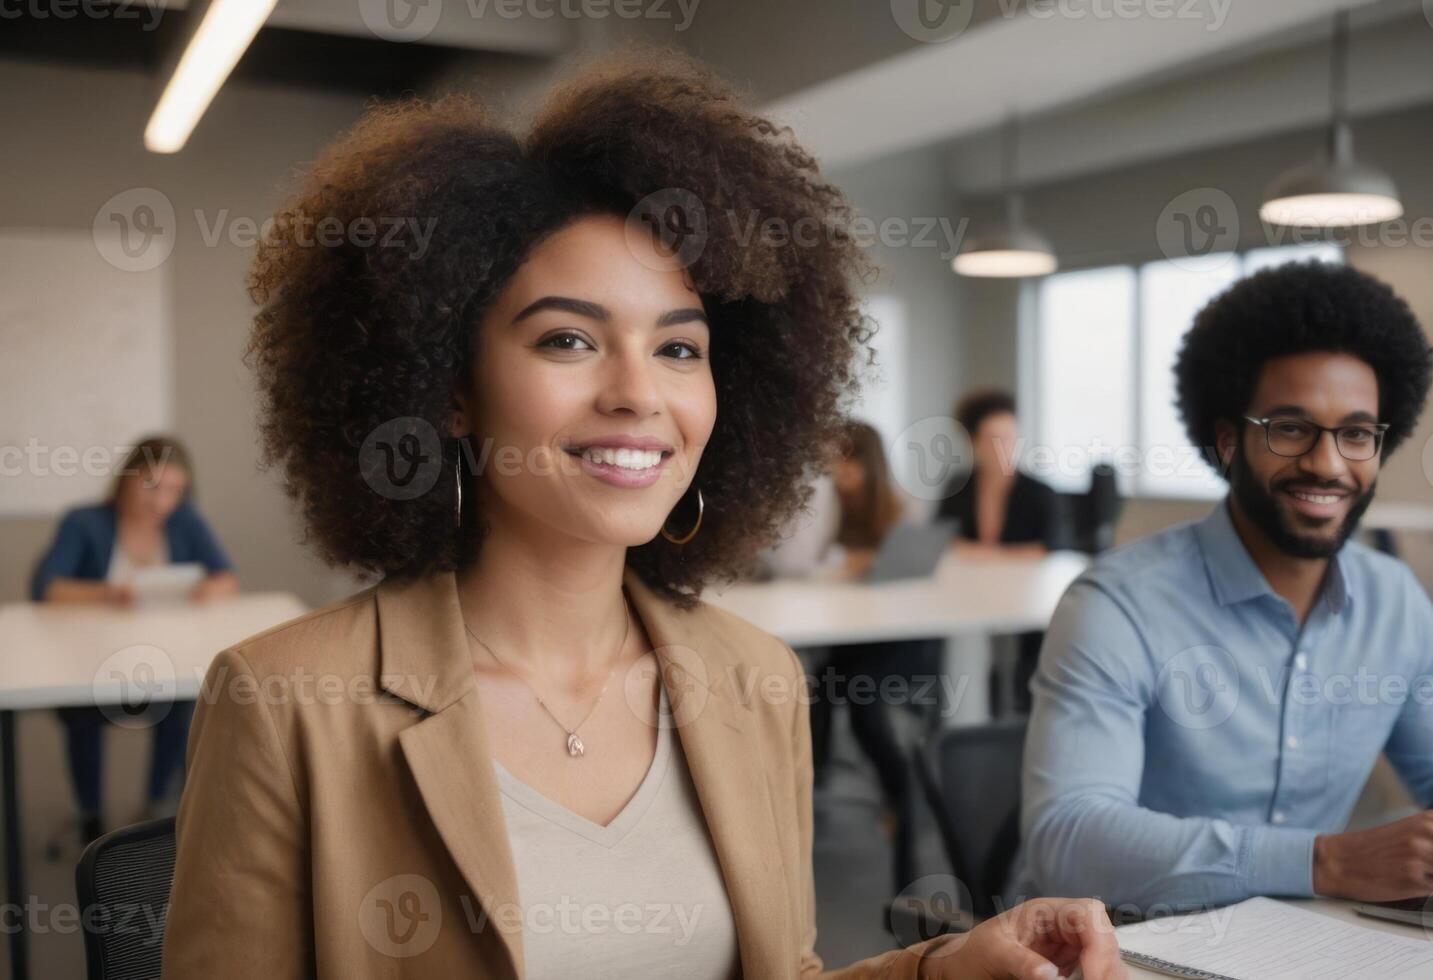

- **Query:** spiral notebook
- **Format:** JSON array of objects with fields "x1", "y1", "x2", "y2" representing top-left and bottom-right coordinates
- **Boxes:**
[{"x1": 1115, "y1": 897, "x2": 1433, "y2": 979}]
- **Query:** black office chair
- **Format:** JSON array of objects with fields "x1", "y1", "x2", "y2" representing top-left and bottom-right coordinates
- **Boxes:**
[
  {"x1": 75, "y1": 817, "x2": 176, "y2": 980},
  {"x1": 1065, "y1": 463, "x2": 1122, "y2": 554},
  {"x1": 887, "y1": 720, "x2": 1028, "y2": 940},
  {"x1": 1368, "y1": 527, "x2": 1399, "y2": 558}
]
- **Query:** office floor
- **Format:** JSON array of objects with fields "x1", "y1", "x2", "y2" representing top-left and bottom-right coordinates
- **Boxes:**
[{"x1": 811, "y1": 702, "x2": 951, "y2": 969}]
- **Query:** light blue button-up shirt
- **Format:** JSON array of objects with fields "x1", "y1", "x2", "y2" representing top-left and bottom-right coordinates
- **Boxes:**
[{"x1": 1014, "y1": 498, "x2": 1433, "y2": 910}]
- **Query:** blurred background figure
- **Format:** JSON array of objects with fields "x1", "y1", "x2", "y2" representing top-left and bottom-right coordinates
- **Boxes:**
[
  {"x1": 939, "y1": 391, "x2": 1062, "y2": 716},
  {"x1": 29, "y1": 435, "x2": 238, "y2": 846},
  {"x1": 939, "y1": 390, "x2": 1060, "y2": 559},
  {"x1": 754, "y1": 471, "x2": 842, "y2": 581},
  {"x1": 831, "y1": 421, "x2": 910, "y2": 575},
  {"x1": 807, "y1": 420, "x2": 943, "y2": 892}
]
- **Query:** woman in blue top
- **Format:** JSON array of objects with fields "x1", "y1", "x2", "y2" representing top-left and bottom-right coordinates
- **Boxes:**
[{"x1": 30, "y1": 435, "x2": 238, "y2": 845}]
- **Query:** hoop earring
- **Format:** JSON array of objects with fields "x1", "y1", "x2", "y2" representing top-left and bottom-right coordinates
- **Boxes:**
[
  {"x1": 453, "y1": 458, "x2": 463, "y2": 529},
  {"x1": 661, "y1": 487, "x2": 703, "y2": 545}
]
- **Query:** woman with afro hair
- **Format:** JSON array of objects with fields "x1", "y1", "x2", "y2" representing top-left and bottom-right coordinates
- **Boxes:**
[{"x1": 161, "y1": 48, "x2": 1123, "y2": 980}]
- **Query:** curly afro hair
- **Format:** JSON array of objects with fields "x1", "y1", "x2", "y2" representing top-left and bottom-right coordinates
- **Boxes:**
[
  {"x1": 245, "y1": 46, "x2": 876, "y2": 608},
  {"x1": 1174, "y1": 260, "x2": 1431, "y2": 473}
]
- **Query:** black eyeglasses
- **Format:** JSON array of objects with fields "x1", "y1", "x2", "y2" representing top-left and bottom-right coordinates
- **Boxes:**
[{"x1": 1243, "y1": 416, "x2": 1389, "y2": 462}]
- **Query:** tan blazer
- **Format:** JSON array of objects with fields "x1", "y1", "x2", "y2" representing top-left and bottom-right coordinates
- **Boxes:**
[{"x1": 162, "y1": 567, "x2": 941, "y2": 979}]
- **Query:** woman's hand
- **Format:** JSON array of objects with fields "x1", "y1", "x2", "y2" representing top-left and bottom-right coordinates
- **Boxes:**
[
  {"x1": 106, "y1": 582, "x2": 136, "y2": 607},
  {"x1": 191, "y1": 572, "x2": 240, "y2": 603},
  {"x1": 919, "y1": 898, "x2": 1126, "y2": 980},
  {"x1": 843, "y1": 548, "x2": 877, "y2": 578}
]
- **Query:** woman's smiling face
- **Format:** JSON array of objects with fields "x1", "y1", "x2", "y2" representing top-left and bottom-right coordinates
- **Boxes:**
[{"x1": 458, "y1": 212, "x2": 717, "y2": 548}]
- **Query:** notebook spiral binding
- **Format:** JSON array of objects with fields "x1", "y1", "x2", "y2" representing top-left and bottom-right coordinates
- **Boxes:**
[{"x1": 1121, "y1": 951, "x2": 1238, "y2": 980}]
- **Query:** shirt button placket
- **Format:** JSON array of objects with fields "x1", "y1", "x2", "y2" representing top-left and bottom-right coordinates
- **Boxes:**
[
  {"x1": 1274, "y1": 641, "x2": 1312, "y2": 825},
  {"x1": 1283, "y1": 639, "x2": 1312, "y2": 825}
]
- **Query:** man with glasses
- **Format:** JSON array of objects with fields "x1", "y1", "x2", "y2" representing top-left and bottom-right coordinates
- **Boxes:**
[{"x1": 1013, "y1": 260, "x2": 1433, "y2": 912}]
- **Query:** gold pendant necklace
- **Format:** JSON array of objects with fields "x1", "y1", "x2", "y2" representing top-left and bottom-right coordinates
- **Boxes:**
[{"x1": 463, "y1": 591, "x2": 632, "y2": 759}]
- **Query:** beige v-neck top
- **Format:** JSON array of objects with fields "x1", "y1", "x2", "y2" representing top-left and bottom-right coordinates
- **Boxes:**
[{"x1": 492, "y1": 683, "x2": 741, "y2": 979}]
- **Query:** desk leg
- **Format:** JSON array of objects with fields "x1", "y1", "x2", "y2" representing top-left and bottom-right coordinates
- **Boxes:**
[
  {"x1": 941, "y1": 634, "x2": 992, "y2": 726},
  {"x1": 2, "y1": 710, "x2": 27, "y2": 980}
]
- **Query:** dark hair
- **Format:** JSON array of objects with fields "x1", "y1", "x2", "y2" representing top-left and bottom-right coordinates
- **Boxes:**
[
  {"x1": 835, "y1": 421, "x2": 903, "y2": 550},
  {"x1": 245, "y1": 46, "x2": 874, "y2": 608},
  {"x1": 955, "y1": 389, "x2": 1017, "y2": 440},
  {"x1": 1174, "y1": 260, "x2": 1431, "y2": 472},
  {"x1": 107, "y1": 435, "x2": 193, "y2": 507}
]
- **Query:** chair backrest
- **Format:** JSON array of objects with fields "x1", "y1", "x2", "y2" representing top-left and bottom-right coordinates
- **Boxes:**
[
  {"x1": 1084, "y1": 463, "x2": 1122, "y2": 553},
  {"x1": 914, "y1": 720, "x2": 1027, "y2": 919},
  {"x1": 1061, "y1": 464, "x2": 1123, "y2": 554},
  {"x1": 75, "y1": 817, "x2": 177, "y2": 980}
]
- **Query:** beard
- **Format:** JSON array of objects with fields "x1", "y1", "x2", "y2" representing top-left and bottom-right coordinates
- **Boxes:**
[{"x1": 1227, "y1": 446, "x2": 1375, "y2": 559}]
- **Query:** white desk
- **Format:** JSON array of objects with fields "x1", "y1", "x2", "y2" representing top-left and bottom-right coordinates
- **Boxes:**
[
  {"x1": 0, "y1": 591, "x2": 308, "y2": 980},
  {"x1": 702, "y1": 551, "x2": 1089, "y2": 646},
  {"x1": 0, "y1": 592, "x2": 309, "y2": 709},
  {"x1": 1365, "y1": 502, "x2": 1433, "y2": 534},
  {"x1": 1124, "y1": 898, "x2": 1431, "y2": 978}
]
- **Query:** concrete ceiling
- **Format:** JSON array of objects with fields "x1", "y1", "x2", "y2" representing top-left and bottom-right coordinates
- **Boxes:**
[
  {"x1": 764, "y1": 0, "x2": 1393, "y2": 172},
  {"x1": 939, "y1": 1, "x2": 1433, "y2": 194}
]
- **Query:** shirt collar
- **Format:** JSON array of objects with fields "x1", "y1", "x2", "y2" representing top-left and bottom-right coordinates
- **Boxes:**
[{"x1": 1195, "y1": 497, "x2": 1353, "y2": 615}]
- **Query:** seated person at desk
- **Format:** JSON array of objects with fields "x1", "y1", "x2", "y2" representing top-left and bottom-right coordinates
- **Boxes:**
[
  {"x1": 29, "y1": 434, "x2": 238, "y2": 844},
  {"x1": 1016, "y1": 262, "x2": 1433, "y2": 911},
  {"x1": 937, "y1": 389, "x2": 1059, "y2": 560},
  {"x1": 938, "y1": 390, "x2": 1061, "y2": 715}
]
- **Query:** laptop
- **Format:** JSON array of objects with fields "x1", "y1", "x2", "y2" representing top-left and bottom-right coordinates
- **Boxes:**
[
  {"x1": 130, "y1": 562, "x2": 207, "y2": 606},
  {"x1": 864, "y1": 518, "x2": 958, "y2": 583},
  {"x1": 1355, "y1": 896, "x2": 1433, "y2": 928}
]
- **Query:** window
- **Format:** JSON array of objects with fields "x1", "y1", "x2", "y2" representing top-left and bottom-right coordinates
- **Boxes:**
[
  {"x1": 1034, "y1": 266, "x2": 1136, "y2": 494},
  {"x1": 1027, "y1": 243, "x2": 1343, "y2": 498}
]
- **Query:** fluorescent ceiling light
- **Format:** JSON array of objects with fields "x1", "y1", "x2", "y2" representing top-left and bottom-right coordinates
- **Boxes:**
[{"x1": 144, "y1": 0, "x2": 278, "y2": 154}]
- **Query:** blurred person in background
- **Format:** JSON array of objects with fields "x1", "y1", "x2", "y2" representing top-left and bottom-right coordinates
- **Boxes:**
[
  {"x1": 750, "y1": 470, "x2": 841, "y2": 580},
  {"x1": 938, "y1": 390, "x2": 1059, "y2": 559},
  {"x1": 29, "y1": 434, "x2": 238, "y2": 844},
  {"x1": 809, "y1": 420, "x2": 944, "y2": 892},
  {"x1": 939, "y1": 390, "x2": 1062, "y2": 716}
]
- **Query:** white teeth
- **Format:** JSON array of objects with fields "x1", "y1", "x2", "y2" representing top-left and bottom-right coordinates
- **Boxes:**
[
  {"x1": 1290, "y1": 491, "x2": 1341, "y2": 504},
  {"x1": 582, "y1": 447, "x2": 663, "y2": 470}
]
